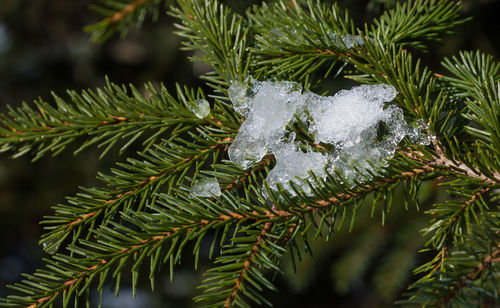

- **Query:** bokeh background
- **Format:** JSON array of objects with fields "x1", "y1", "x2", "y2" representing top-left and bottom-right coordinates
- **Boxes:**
[{"x1": 0, "y1": 0, "x2": 498, "y2": 307}]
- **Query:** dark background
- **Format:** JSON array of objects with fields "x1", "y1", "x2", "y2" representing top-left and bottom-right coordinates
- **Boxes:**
[{"x1": 0, "y1": 0, "x2": 498, "y2": 307}]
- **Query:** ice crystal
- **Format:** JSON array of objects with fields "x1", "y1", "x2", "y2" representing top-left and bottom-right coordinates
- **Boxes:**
[
  {"x1": 269, "y1": 27, "x2": 365, "y2": 49},
  {"x1": 188, "y1": 99, "x2": 210, "y2": 119},
  {"x1": 190, "y1": 178, "x2": 221, "y2": 197},
  {"x1": 328, "y1": 33, "x2": 365, "y2": 48}
]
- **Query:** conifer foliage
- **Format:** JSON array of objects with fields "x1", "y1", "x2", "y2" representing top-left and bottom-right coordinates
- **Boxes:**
[{"x1": 0, "y1": 0, "x2": 499, "y2": 307}]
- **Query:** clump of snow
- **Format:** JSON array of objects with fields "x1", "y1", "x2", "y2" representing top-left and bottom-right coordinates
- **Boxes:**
[
  {"x1": 228, "y1": 79, "x2": 305, "y2": 169},
  {"x1": 190, "y1": 178, "x2": 221, "y2": 197},
  {"x1": 266, "y1": 143, "x2": 328, "y2": 195},
  {"x1": 188, "y1": 99, "x2": 210, "y2": 118},
  {"x1": 308, "y1": 84, "x2": 398, "y2": 146},
  {"x1": 228, "y1": 78, "x2": 430, "y2": 196}
]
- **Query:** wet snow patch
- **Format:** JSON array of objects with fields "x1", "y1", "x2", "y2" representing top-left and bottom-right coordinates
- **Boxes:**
[{"x1": 228, "y1": 78, "x2": 429, "y2": 195}]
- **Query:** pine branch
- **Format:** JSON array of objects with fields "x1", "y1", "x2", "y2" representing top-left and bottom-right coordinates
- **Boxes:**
[
  {"x1": 41, "y1": 134, "x2": 234, "y2": 254},
  {"x1": 250, "y1": 0, "x2": 464, "y2": 86},
  {"x1": 426, "y1": 187, "x2": 491, "y2": 249},
  {"x1": 437, "y1": 242, "x2": 500, "y2": 308},
  {"x1": 432, "y1": 141, "x2": 500, "y2": 184},
  {"x1": 399, "y1": 139, "x2": 500, "y2": 185},
  {"x1": 372, "y1": 0, "x2": 466, "y2": 51},
  {"x1": 0, "y1": 81, "x2": 229, "y2": 161},
  {"x1": 249, "y1": 0, "x2": 353, "y2": 83},
  {"x1": 3, "y1": 0, "x2": 500, "y2": 307},
  {"x1": 402, "y1": 212, "x2": 500, "y2": 306},
  {"x1": 2, "y1": 187, "x2": 293, "y2": 308},
  {"x1": 197, "y1": 222, "x2": 280, "y2": 308},
  {"x1": 170, "y1": 0, "x2": 250, "y2": 90},
  {"x1": 3, "y1": 145, "x2": 441, "y2": 307},
  {"x1": 441, "y1": 51, "x2": 500, "y2": 155}
]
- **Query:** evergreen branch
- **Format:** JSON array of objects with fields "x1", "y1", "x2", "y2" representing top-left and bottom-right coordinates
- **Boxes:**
[
  {"x1": 250, "y1": 0, "x2": 464, "y2": 85},
  {"x1": 421, "y1": 187, "x2": 491, "y2": 277},
  {"x1": 4, "y1": 0, "x2": 500, "y2": 307},
  {"x1": 40, "y1": 135, "x2": 234, "y2": 254},
  {"x1": 105, "y1": 0, "x2": 151, "y2": 24},
  {"x1": 249, "y1": 0, "x2": 353, "y2": 83},
  {"x1": 195, "y1": 220, "x2": 293, "y2": 308},
  {"x1": 2, "y1": 222, "x2": 206, "y2": 307},
  {"x1": 0, "y1": 80, "x2": 227, "y2": 161},
  {"x1": 372, "y1": 0, "x2": 465, "y2": 51},
  {"x1": 403, "y1": 213, "x2": 500, "y2": 306},
  {"x1": 4, "y1": 138, "x2": 487, "y2": 307},
  {"x1": 170, "y1": 0, "x2": 250, "y2": 88},
  {"x1": 441, "y1": 51, "x2": 500, "y2": 154},
  {"x1": 3, "y1": 191, "x2": 286, "y2": 307},
  {"x1": 223, "y1": 222, "x2": 275, "y2": 308},
  {"x1": 192, "y1": 149, "x2": 441, "y2": 308},
  {"x1": 436, "y1": 242, "x2": 500, "y2": 308},
  {"x1": 84, "y1": 0, "x2": 168, "y2": 42}
]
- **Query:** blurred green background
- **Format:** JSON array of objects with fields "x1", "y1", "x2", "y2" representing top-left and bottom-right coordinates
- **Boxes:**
[{"x1": 0, "y1": 0, "x2": 498, "y2": 307}]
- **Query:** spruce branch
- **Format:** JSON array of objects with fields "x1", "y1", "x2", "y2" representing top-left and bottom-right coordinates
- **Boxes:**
[
  {"x1": 40, "y1": 135, "x2": 235, "y2": 254},
  {"x1": 441, "y1": 51, "x2": 500, "y2": 155},
  {"x1": 1, "y1": 0, "x2": 500, "y2": 307},
  {"x1": 249, "y1": 0, "x2": 353, "y2": 83},
  {"x1": 250, "y1": 0, "x2": 465, "y2": 86},
  {"x1": 2, "y1": 188, "x2": 294, "y2": 308},
  {"x1": 420, "y1": 187, "x2": 492, "y2": 280},
  {"x1": 196, "y1": 222, "x2": 281, "y2": 308},
  {"x1": 0, "y1": 81, "x2": 230, "y2": 161},
  {"x1": 2, "y1": 146, "x2": 441, "y2": 307},
  {"x1": 403, "y1": 213, "x2": 500, "y2": 306},
  {"x1": 372, "y1": 0, "x2": 466, "y2": 51},
  {"x1": 436, "y1": 242, "x2": 500, "y2": 308},
  {"x1": 170, "y1": 0, "x2": 250, "y2": 90},
  {"x1": 401, "y1": 139, "x2": 500, "y2": 185}
]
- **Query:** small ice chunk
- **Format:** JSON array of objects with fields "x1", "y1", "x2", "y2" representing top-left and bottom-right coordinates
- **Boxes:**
[
  {"x1": 266, "y1": 143, "x2": 328, "y2": 195},
  {"x1": 268, "y1": 27, "x2": 363, "y2": 48},
  {"x1": 228, "y1": 80, "x2": 305, "y2": 169},
  {"x1": 407, "y1": 119, "x2": 434, "y2": 146},
  {"x1": 228, "y1": 135, "x2": 269, "y2": 169},
  {"x1": 228, "y1": 81, "x2": 250, "y2": 116},
  {"x1": 190, "y1": 178, "x2": 221, "y2": 197},
  {"x1": 228, "y1": 78, "x2": 262, "y2": 117},
  {"x1": 327, "y1": 33, "x2": 365, "y2": 48},
  {"x1": 188, "y1": 99, "x2": 210, "y2": 118}
]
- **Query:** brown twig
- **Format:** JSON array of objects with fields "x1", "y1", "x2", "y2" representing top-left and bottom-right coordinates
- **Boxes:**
[
  {"x1": 432, "y1": 139, "x2": 500, "y2": 184},
  {"x1": 106, "y1": 0, "x2": 150, "y2": 24}
]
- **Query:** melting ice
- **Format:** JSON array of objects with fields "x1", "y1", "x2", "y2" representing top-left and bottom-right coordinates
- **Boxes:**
[
  {"x1": 188, "y1": 99, "x2": 210, "y2": 119},
  {"x1": 228, "y1": 78, "x2": 429, "y2": 196},
  {"x1": 269, "y1": 28, "x2": 365, "y2": 49},
  {"x1": 228, "y1": 80, "x2": 305, "y2": 169},
  {"x1": 191, "y1": 178, "x2": 221, "y2": 197}
]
